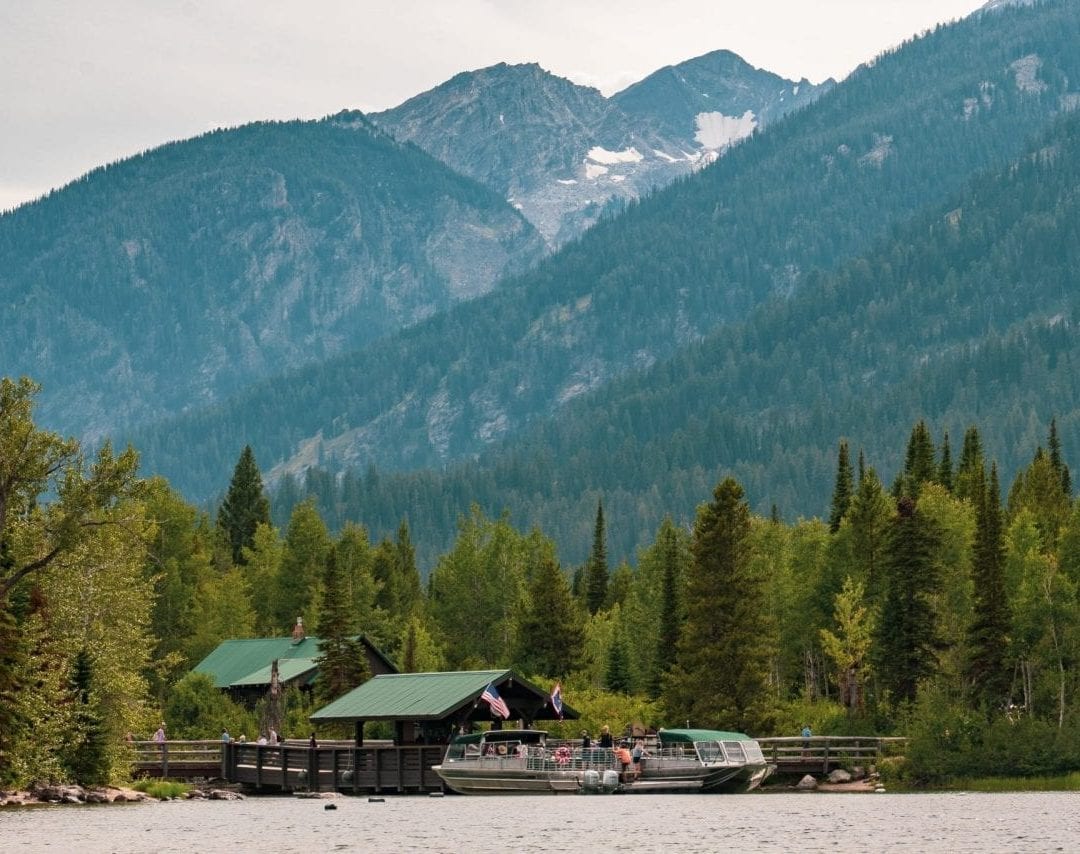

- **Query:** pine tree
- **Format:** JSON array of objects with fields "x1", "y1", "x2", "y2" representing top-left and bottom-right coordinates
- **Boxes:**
[
  {"x1": 664, "y1": 478, "x2": 770, "y2": 732},
  {"x1": 955, "y1": 426, "x2": 985, "y2": 504},
  {"x1": 271, "y1": 499, "x2": 330, "y2": 633},
  {"x1": 966, "y1": 464, "x2": 1011, "y2": 710},
  {"x1": 584, "y1": 500, "x2": 609, "y2": 615},
  {"x1": 829, "y1": 440, "x2": 854, "y2": 533},
  {"x1": 512, "y1": 557, "x2": 584, "y2": 678},
  {"x1": 875, "y1": 497, "x2": 941, "y2": 704},
  {"x1": 217, "y1": 446, "x2": 271, "y2": 566},
  {"x1": 604, "y1": 630, "x2": 633, "y2": 694},
  {"x1": 898, "y1": 421, "x2": 936, "y2": 499},
  {"x1": 394, "y1": 520, "x2": 423, "y2": 615},
  {"x1": 847, "y1": 467, "x2": 894, "y2": 599},
  {"x1": 67, "y1": 649, "x2": 109, "y2": 786},
  {"x1": 650, "y1": 519, "x2": 684, "y2": 697},
  {"x1": 314, "y1": 546, "x2": 369, "y2": 706},
  {"x1": 1048, "y1": 418, "x2": 1072, "y2": 497},
  {"x1": 937, "y1": 431, "x2": 953, "y2": 492}
]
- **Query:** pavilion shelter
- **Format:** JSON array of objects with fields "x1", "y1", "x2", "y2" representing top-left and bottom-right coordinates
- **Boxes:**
[{"x1": 309, "y1": 669, "x2": 577, "y2": 745}]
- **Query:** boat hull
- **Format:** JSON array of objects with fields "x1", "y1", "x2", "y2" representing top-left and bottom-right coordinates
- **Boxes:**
[
  {"x1": 434, "y1": 763, "x2": 583, "y2": 794},
  {"x1": 622, "y1": 761, "x2": 772, "y2": 794}
]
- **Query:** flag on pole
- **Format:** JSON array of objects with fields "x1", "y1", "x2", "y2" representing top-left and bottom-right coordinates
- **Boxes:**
[
  {"x1": 481, "y1": 682, "x2": 511, "y2": 719},
  {"x1": 550, "y1": 682, "x2": 564, "y2": 719}
]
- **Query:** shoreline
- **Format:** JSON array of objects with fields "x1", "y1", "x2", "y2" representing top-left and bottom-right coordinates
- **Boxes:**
[{"x1": 1, "y1": 785, "x2": 150, "y2": 807}]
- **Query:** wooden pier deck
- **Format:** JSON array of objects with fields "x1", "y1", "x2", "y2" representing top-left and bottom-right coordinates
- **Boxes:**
[
  {"x1": 136, "y1": 735, "x2": 906, "y2": 789},
  {"x1": 132, "y1": 740, "x2": 223, "y2": 780},
  {"x1": 755, "y1": 736, "x2": 906, "y2": 775},
  {"x1": 223, "y1": 742, "x2": 445, "y2": 794}
]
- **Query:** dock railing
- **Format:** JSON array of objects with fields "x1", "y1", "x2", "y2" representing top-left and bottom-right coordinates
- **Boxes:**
[
  {"x1": 131, "y1": 739, "x2": 223, "y2": 779},
  {"x1": 754, "y1": 736, "x2": 906, "y2": 774}
]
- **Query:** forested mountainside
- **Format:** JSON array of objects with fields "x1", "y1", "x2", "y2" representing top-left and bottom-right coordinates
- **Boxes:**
[
  {"x1": 133, "y1": 0, "x2": 1080, "y2": 532},
  {"x1": 370, "y1": 54, "x2": 831, "y2": 244},
  {"x1": 0, "y1": 113, "x2": 544, "y2": 443},
  {"x1": 284, "y1": 107, "x2": 1080, "y2": 568}
]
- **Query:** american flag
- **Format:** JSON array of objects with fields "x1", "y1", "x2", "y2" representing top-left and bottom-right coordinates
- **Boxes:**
[
  {"x1": 481, "y1": 682, "x2": 511, "y2": 719},
  {"x1": 550, "y1": 682, "x2": 564, "y2": 719}
]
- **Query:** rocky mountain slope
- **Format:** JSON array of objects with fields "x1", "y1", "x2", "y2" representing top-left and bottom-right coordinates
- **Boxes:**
[
  {"x1": 132, "y1": 0, "x2": 1080, "y2": 512},
  {"x1": 0, "y1": 113, "x2": 544, "y2": 441},
  {"x1": 371, "y1": 53, "x2": 832, "y2": 245}
]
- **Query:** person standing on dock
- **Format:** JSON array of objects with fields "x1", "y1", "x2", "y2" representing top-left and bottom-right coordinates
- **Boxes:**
[
  {"x1": 153, "y1": 722, "x2": 166, "y2": 746},
  {"x1": 309, "y1": 732, "x2": 318, "y2": 749},
  {"x1": 801, "y1": 725, "x2": 812, "y2": 757}
]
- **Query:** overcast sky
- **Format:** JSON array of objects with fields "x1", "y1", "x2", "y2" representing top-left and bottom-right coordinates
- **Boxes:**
[{"x1": 2, "y1": 0, "x2": 990, "y2": 212}]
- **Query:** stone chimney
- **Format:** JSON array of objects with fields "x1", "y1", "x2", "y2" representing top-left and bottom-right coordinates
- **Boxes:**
[{"x1": 291, "y1": 616, "x2": 305, "y2": 644}]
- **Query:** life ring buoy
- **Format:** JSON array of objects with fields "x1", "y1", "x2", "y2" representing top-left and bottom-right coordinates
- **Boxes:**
[{"x1": 554, "y1": 746, "x2": 571, "y2": 765}]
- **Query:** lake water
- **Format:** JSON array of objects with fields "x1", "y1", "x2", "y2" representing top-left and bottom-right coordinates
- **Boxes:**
[{"x1": 3, "y1": 791, "x2": 1079, "y2": 853}]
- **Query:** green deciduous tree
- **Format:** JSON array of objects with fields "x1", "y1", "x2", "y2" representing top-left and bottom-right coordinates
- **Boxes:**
[
  {"x1": 428, "y1": 507, "x2": 531, "y2": 669},
  {"x1": 819, "y1": 576, "x2": 876, "y2": 714},
  {"x1": 967, "y1": 464, "x2": 1011, "y2": 710}
]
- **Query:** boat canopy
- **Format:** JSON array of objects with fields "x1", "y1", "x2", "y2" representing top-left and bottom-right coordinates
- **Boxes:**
[
  {"x1": 658, "y1": 728, "x2": 754, "y2": 744},
  {"x1": 452, "y1": 729, "x2": 548, "y2": 746}
]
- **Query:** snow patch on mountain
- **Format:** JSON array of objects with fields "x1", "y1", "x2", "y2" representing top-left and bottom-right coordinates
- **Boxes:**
[
  {"x1": 694, "y1": 110, "x2": 756, "y2": 149},
  {"x1": 587, "y1": 146, "x2": 644, "y2": 164},
  {"x1": 584, "y1": 162, "x2": 609, "y2": 179}
]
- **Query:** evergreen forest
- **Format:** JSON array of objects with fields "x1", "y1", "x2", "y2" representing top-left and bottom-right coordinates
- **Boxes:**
[{"x1": 5, "y1": 375, "x2": 1080, "y2": 789}]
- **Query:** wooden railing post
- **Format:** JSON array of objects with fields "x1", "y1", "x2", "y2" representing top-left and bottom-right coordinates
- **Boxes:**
[{"x1": 308, "y1": 745, "x2": 319, "y2": 792}]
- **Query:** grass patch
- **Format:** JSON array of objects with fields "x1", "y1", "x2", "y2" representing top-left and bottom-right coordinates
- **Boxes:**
[
  {"x1": 132, "y1": 779, "x2": 191, "y2": 799},
  {"x1": 951, "y1": 772, "x2": 1080, "y2": 792}
]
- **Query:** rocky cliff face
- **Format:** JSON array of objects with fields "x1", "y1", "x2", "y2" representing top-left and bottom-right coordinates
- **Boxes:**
[{"x1": 371, "y1": 54, "x2": 833, "y2": 245}]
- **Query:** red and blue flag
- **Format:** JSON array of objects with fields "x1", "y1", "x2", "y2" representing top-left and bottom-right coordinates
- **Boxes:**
[
  {"x1": 550, "y1": 682, "x2": 564, "y2": 719},
  {"x1": 481, "y1": 682, "x2": 511, "y2": 719}
]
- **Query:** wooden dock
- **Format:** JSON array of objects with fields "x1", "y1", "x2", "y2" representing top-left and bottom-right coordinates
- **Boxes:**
[
  {"x1": 223, "y1": 742, "x2": 445, "y2": 794},
  {"x1": 136, "y1": 735, "x2": 906, "y2": 790},
  {"x1": 755, "y1": 736, "x2": 906, "y2": 775},
  {"x1": 132, "y1": 740, "x2": 223, "y2": 780}
]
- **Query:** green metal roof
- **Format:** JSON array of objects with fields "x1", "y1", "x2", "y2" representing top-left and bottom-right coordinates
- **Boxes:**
[
  {"x1": 311, "y1": 670, "x2": 578, "y2": 723},
  {"x1": 312, "y1": 670, "x2": 508, "y2": 722},
  {"x1": 659, "y1": 728, "x2": 753, "y2": 744},
  {"x1": 192, "y1": 634, "x2": 396, "y2": 689},
  {"x1": 193, "y1": 637, "x2": 324, "y2": 688},
  {"x1": 229, "y1": 657, "x2": 318, "y2": 688}
]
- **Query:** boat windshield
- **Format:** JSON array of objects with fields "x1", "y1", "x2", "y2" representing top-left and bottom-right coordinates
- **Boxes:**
[
  {"x1": 722, "y1": 741, "x2": 746, "y2": 761},
  {"x1": 694, "y1": 740, "x2": 726, "y2": 762}
]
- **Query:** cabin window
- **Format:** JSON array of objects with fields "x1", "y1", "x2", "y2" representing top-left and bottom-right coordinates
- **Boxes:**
[
  {"x1": 722, "y1": 741, "x2": 746, "y2": 761},
  {"x1": 696, "y1": 741, "x2": 725, "y2": 762}
]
